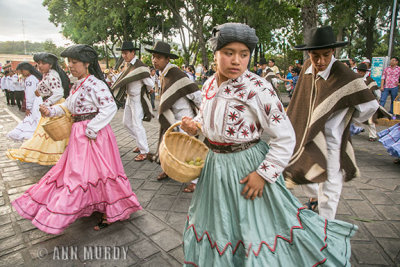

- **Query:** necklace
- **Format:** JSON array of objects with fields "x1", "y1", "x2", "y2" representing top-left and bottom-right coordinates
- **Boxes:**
[
  {"x1": 205, "y1": 77, "x2": 217, "y2": 100},
  {"x1": 70, "y1": 75, "x2": 90, "y2": 95}
]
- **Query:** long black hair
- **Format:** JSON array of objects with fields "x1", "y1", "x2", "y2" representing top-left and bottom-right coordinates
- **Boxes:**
[
  {"x1": 16, "y1": 62, "x2": 42, "y2": 80},
  {"x1": 33, "y1": 52, "x2": 70, "y2": 98}
]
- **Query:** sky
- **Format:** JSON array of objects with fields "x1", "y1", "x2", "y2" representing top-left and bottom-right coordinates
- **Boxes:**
[{"x1": 0, "y1": 0, "x2": 71, "y2": 46}]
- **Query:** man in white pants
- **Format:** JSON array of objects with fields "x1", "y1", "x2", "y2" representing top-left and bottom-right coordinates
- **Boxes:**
[
  {"x1": 284, "y1": 26, "x2": 378, "y2": 219},
  {"x1": 112, "y1": 41, "x2": 154, "y2": 161}
]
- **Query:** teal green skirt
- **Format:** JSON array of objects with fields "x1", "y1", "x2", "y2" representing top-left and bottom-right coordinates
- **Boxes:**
[{"x1": 183, "y1": 141, "x2": 357, "y2": 267}]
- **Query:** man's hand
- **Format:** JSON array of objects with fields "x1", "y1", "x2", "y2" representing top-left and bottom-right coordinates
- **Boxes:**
[
  {"x1": 35, "y1": 90, "x2": 40, "y2": 97},
  {"x1": 25, "y1": 109, "x2": 31, "y2": 116},
  {"x1": 240, "y1": 171, "x2": 266, "y2": 200}
]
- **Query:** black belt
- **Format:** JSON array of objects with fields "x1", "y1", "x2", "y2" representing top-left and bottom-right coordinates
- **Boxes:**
[
  {"x1": 72, "y1": 113, "x2": 98, "y2": 123},
  {"x1": 206, "y1": 139, "x2": 260, "y2": 154}
]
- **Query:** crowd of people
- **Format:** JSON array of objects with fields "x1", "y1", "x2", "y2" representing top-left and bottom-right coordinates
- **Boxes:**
[{"x1": 0, "y1": 22, "x2": 399, "y2": 266}]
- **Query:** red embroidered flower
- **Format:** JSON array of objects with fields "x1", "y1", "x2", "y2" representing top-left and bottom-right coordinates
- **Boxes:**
[
  {"x1": 272, "y1": 114, "x2": 282, "y2": 123},
  {"x1": 268, "y1": 88, "x2": 276, "y2": 97},
  {"x1": 241, "y1": 128, "x2": 249, "y2": 137},
  {"x1": 226, "y1": 127, "x2": 236, "y2": 136},
  {"x1": 254, "y1": 80, "x2": 263, "y2": 87},
  {"x1": 224, "y1": 87, "x2": 231, "y2": 94},
  {"x1": 260, "y1": 163, "x2": 269, "y2": 171},
  {"x1": 237, "y1": 92, "x2": 245, "y2": 99},
  {"x1": 228, "y1": 111, "x2": 239, "y2": 121}
]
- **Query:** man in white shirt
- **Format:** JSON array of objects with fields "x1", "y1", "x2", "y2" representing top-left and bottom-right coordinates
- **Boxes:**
[
  {"x1": 12, "y1": 71, "x2": 25, "y2": 110},
  {"x1": 112, "y1": 41, "x2": 154, "y2": 161},
  {"x1": 285, "y1": 26, "x2": 378, "y2": 220},
  {"x1": 145, "y1": 41, "x2": 201, "y2": 182},
  {"x1": 7, "y1": 70, "x2": 16, "y2": 105}
]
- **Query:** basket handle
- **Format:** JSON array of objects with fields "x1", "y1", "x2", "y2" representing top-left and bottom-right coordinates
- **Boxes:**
[
  {"x1": 395, "y1": 95, "x2": 400, "y2": 102},
  {"x1": 165, "y1": 120, "x2": 202, "y2": 136},
  {"x1": 165, "y1": 121, "x2": 182, "y2": 136}
]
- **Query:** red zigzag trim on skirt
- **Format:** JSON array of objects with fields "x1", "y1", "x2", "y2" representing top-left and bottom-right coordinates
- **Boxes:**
[{"x1": 184, "y1": 207, "x2": 328, "y2": 266}]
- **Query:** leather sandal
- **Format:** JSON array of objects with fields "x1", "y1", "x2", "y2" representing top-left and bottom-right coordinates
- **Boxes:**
[
  {"x1": 133, "y1": 147, "x2": 140, "y2": 153},
  {"x1": 94, "y1": 216, "x2": 111, "y2": 231},
  {"x1": 183, "y1": 183, "x2": 196, "y2": 193},
  {"x1": 134, "y1": 154, "x2": 147, "y2": 161},
  {"x1": 304, "y1": 198, "x2": 318, "y2": 211},
  {"x1": 157, "y1": 172, "x2": 169, "y2": 181}
]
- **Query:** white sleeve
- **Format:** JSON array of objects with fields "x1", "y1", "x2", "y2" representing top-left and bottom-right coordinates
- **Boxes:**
[
  {"x1": 250, "y1": 83, "x2": 295, "y2": 183},
  {"x1": 186, "y1": 90, "x2": 202, "y2": 109},
  {"x1": 352, "y1": 99, "x2": 379, "y2": 123},
  {"x1": 25, "y1": 78, "x2": 38, "y2": 110},
  {"x1": 142, "y1": 76, "x2": 155, "y2": 92},
  {"x1": 43, "y1": 73, "x2": 64, "y2": 106}
]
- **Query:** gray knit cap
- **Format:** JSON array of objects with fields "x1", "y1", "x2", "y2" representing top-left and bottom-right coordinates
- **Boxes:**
[{"x1": 209, "y1": 23, "x2": 259, "y2": 52}]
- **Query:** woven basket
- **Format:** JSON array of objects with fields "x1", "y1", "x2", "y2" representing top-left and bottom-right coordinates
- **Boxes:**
[
  {"x1": 159, "y1": 121, "x2": 209, "y2": 183},
  {"x1": 42, "y1": 105, "x2": 72, "y2": 141},
  {"x1": 393, "y1": 95, "x2": 400, "y2": 115}
]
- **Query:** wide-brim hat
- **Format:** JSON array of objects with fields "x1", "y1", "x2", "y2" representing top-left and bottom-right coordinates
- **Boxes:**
[
  {"x1": 145, "y1": 41, "x2": 179, "y2": 59},
  {"x1": 116, "y1": 41, "x2": 139, "y2": 51},
  {"x1": 356, "y1": 63, "x2": 368, "y2": 72},
  {"x1": 294, "y1": 26, "x2": 348, "y2": 51},
  {"x1": 259, "y1": 57, "x2": 267, "y2": 65}
]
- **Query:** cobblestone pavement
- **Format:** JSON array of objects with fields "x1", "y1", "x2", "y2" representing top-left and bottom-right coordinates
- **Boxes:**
[{"x1": 0, "y1": 93, "x2": 399, "y2": 266}]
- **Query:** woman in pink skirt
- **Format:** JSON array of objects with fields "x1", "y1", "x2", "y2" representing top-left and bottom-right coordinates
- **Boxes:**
[{"x1": 12, "y1": 44, "x2": 142, "y2": 234}]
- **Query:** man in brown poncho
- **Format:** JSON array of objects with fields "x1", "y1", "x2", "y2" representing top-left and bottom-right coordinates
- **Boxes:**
[{"x1": 284, "y1": 26, "x2": 379, "y2": 219}]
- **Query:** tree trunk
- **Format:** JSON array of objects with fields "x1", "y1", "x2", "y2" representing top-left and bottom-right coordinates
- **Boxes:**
[
  {"x1": 365, "y1": 16, "x2": 376, "y2": 60},
  {"x1": 254, "y1": 44, "x2": 259, "y2": 66},
  {"x1": 301, "y1": 1, "x2": 318, "y2": 61},
  {"x1": 335, "y1": 27, "x2": 344, "y2": 58}
]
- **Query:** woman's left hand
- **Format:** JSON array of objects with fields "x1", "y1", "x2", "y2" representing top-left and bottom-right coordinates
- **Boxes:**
[{"x1": 240, "y1": 171, "x2": 266, "y2": 200}]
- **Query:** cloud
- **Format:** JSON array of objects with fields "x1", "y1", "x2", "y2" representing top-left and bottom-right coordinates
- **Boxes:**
[{"x1": 0, "y1": 0, "x2": 70, "y2": 46}]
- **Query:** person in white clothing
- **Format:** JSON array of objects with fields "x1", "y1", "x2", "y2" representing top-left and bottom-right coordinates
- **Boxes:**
[
  {"x1": 145, "y1": 41, "x2": 202, "y2": 186},
  {"x1": 12, "y1": 72, "x2": 25, "y2": 110},
  {"x1": 112, "y1": 41, "x2": 154, "y2": 161},
  {"x1": 284, "y1": 26, "x2": 378, "y2": 220},
  {"x1": 7, "y1": 62, "x2": 42, "y2": 140}
]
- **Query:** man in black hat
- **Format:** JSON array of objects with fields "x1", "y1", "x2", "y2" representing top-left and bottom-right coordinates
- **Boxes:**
[
  {"x1": 284, "y1": 26, "x2": 379, "y2": 219},
  {"x1": 145, "y1": 41, "x2": 201, "y2": 186},
  {"x1": 112, "y1": 41, "x2": 155, "y2": 162}
]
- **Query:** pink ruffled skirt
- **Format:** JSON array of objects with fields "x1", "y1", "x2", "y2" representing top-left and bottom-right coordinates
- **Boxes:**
[{"x1": 12, "y1": 120, "x2": 142, "y2": 234}]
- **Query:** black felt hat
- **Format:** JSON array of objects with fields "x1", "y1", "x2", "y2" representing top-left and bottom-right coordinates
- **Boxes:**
[
  {"x1": 259, "y1": 57, "x2": 267, "y2": 65},
  {"x1": 116, "y1": 41, "x2": 140, "y2": 51},
  {"x1": 145, "y1": 41, "x2": 179, "y2": 59},
  {"x1": 356, "y1": 63, "x2": 369, "y2": 72},
  {"x1": 294, "y1": 26, "x2": 348, "y2": 51}
]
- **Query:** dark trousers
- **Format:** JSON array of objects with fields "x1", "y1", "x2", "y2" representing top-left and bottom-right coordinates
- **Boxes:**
[
  {"x1": 150, "y1": 92, "x2": 155, "y2": 109},
  {"x1": 14, "y1": 91, "x2": 24, "y2": 109},
  {"x1": 5, "y1": 90, "x2": 14, "y2": 105},
  {"x1": 9, "y1": 91, "x2": 15, "y2": 105}
]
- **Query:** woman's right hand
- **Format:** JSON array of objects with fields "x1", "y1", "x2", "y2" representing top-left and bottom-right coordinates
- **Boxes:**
[
  {"x1": 39, "y1": 104, "x2": 50, "y2": 117},
  {"x1": 35, "y1": 90, "x2": 40, "y2": 97},
  {"x1": 181, "y1": 116, "x2": 199, "y2": 135}
]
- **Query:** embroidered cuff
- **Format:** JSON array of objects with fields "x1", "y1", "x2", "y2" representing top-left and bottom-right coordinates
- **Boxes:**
[
  {"x1": 256, "y1": 161, "x2": 282, "y2": 184},
  {"x1": 48, "y1": 106, "x2": 58, "y2": 117},
  {"x1": 85, "y1": 127, "x2": 97, "y2": 139}
]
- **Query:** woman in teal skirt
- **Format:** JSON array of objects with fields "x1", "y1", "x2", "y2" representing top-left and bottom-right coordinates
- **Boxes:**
[{"x1": 181, "y1": 23, "x2": 358, "y2": 266}]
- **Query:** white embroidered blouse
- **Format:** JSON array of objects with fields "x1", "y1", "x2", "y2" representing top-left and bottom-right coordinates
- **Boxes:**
[
  {"x1": 195, "y1": 70, "x2": 295, "y2": 183},
  {"x1": 36, "y1": 69, "x2": 64, "y2": 106},
  {"x1": 48, "y1": 75, "x2": 117, "y2": 139}
]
